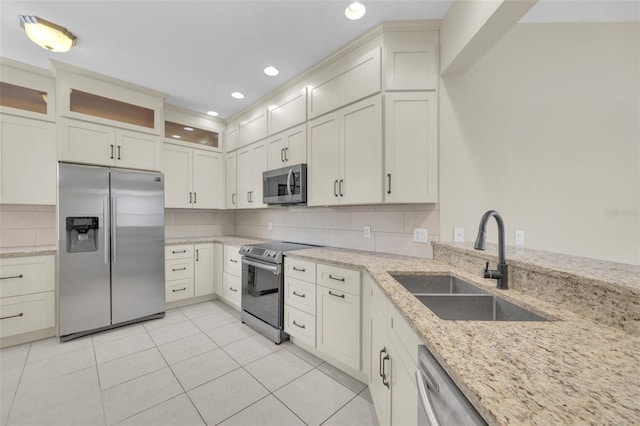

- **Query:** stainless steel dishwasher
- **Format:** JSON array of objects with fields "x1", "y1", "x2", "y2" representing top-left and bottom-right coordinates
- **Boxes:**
[{"x1": 416, "y1": 345, "x2": 487, "y2": 426}]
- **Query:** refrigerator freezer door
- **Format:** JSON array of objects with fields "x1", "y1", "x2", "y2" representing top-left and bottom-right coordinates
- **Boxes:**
[
  {"x1": 58, "y1": 164, "x2": 111, "y2": 336},
  {"x1": 110, "y1": 168, "x2": 165, "y2": 324}
]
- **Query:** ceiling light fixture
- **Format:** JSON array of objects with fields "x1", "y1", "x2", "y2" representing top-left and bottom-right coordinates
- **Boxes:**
[
  {"x1": 183, "y1": 127, "x2": 194, "y2": 131},
  {"x1": 206, "y1": 111, "x2": 219, "y2": 117},
  {"x1": 19, "y1": 15, "x2": 77, "y2": 52},
  {"x1": 345, "y1": 2, "x2": 366, "y2": 20},
  {"x1": 231, "y1": 92, "x2": 245, "y2": 99},
  {"x1": 172, "y1": 135, "x2": 181, "y2": 139},
  {"x1": 264, "y1": 66, "x2": 279, "y2": 77}
]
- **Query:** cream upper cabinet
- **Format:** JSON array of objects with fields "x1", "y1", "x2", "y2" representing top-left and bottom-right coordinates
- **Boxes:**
[
  {"x1": 194, "y1": 243, "x2": 215, "y2": 297},
  {"x1": 384, "y1": 92, "x2": 438, "y2": 203},
  {"x1": 307, "y1": 44, "x2": 382, "y2": 119},
  {"x1": 307, "y1": 95, "x2": 382, "y2": 206},
  {"x1": 0, "y1": 114, "x2": 56, "y2": 205},
  {"x1": 225, "y1": 152, "x2": 237, "y2": 209},
  {"x1": 384, "y1": 30, "x2": 438, "y2": 91},
  {"x1": 239, "y1": 108, "x2": 268, "y2": 148},
  {"x1": 268, "y1": 87, "x2": 307, "y2": 136},
  {"x1": 226, "y1": 122, "x2": 239, "y2": 152},
  {"x1": 163, "y1": 143, "x2": 223, "y2": 209},
  {"x1": 236, "y1": 140, "x2": 267, "y2": 209},
  {"x1": 267, "y1": 123, "x2": 307, "y2": 170},
  {"x1": 59, "y1": 118, "x2": 161, "y2": 171}
]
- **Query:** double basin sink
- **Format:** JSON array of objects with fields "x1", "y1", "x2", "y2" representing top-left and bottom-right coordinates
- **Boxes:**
[{"x1": 391, "y1": 274, "x2": 547, "y2": 322}]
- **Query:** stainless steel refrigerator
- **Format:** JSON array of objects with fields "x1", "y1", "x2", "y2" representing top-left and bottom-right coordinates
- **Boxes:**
[{"x1": 58, "y1": 163, "x2": 165, "y2": 341}]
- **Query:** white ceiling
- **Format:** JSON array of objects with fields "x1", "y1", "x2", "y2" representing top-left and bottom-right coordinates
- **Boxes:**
[{"x1": 1, "y1": 1, "x2": 638, "y2": 120}]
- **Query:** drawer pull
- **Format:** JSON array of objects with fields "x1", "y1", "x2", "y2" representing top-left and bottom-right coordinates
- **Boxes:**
[
  {"x1": 0, "y1": 274, "x2": 24, "y2": 280},
  {"x1": 0, "y1": 312, "x2": 24, "y2": 320},
  {"x1": 230, "y1": 259, "x2": 238, "y2": 263},
  {"x1": 172, "y1": 267, "x2": 187, "y2": 272},
  {"x1": 292, "y1": 320, "x2": 306, "y2": 329},
  {"x1": 292, "y1": 266, "x2": 306, "y2": 272},
  {"x1": 172, "y1": 250, "x2": 187, "y2": 254},
  {"x1": 328, "y1": 274, "x2": 345, "y2": 282},
  {"x1": 172, "y1": 287, "x2": 187, "y2": 293},
  {"x1": 230, "y1": 287, "x2": 238, "y2": 292},
  {"x1": 328, "y1": 290, "x2": 345, "y2": 299},
  {"x1": 292, "y1": 291, "x2": 306, "y2": 298}
]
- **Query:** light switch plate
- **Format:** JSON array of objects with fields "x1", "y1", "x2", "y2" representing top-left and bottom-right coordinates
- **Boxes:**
[
  {"x1": 515, "y1": 230, "x2": 525, "y2": 245},
  {"x1": 413, "y1": 228, "x2": 428, "y2": 243},
  {"x1": 453, "y1": 227, "x2": 464, "y2": 242},
  {"x1": 268, "y1": 222, "x2": 273, "y2": 231},
  {"x1": 364, "y1": 226, "x2": 371, "y2": 238}
]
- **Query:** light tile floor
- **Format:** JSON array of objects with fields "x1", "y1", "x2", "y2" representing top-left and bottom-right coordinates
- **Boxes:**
[{"x1": 0, "y1": 301, "x2": 378, "y2": 426}]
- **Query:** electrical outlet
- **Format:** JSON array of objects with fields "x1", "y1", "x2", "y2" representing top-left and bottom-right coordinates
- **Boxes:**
[
  {"x1": 364, "y1": 225, "x2": 371, "y2": 238},
  {"x1": 453, "y1": 227, "x2": 464, "y2": 242},
  {"x1": 413, "y1": 228, "x2": 428, "y2": 243},
  {"x1": 268, "y1": 221, "x2": 273, "y2": 231},
  {"x1": 515, "y1": 230, "x2": 525, "y2": 245}
]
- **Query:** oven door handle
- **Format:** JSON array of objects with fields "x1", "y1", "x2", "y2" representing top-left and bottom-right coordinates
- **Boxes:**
[{"x1": 242, "y1": 258, "x2": 280, "y2": 273}]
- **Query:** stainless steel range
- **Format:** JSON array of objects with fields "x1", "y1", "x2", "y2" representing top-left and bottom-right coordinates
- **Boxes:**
[{"x1": 240, "y1": 241, "x2": 317, "y2": 344}]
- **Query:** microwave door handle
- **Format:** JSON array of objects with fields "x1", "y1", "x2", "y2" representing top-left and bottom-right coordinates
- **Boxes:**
[{"x1": 287, "y1": 169, "x2": 293, "y2": 197}]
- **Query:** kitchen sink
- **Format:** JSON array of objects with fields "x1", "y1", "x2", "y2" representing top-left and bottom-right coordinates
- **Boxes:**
[{"x1": 391, "y1": 274, "x2": 547, "y2": 322}]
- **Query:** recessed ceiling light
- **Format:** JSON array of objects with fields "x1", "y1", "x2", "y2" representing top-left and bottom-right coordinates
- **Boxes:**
[
  {"x1": 345, "y1": 2, "x2": 366, "y2": 20},
  {"x1": 172, "y1": 135, "x2": 181, "y2": 139},
  {"x1": 183, "y1": 127, "x2": 194, "y2": 131},
  {"x1": 206, "y1": 111, "x2": 219, "y2": 117},
  {"x1": 231, "y1": 92, "x2": 245, "y2": 99},
  {"x1": 264, "y1": 66, "x2": 279, "y2": 77}
]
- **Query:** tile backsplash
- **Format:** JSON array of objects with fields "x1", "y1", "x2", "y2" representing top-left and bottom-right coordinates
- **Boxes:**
[{"x1": 1, "y1": 204, "x2": 437, "y2": 258}]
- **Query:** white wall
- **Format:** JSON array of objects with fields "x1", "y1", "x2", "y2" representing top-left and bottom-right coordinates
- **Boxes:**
[{"x1": 439, "y1": 22, "x2": 640, "y2": 265}]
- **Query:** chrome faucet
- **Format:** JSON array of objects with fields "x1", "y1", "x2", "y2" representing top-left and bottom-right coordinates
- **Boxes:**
[{"x1": 473, "y1": 210, "x2": 509, "y2": 289}]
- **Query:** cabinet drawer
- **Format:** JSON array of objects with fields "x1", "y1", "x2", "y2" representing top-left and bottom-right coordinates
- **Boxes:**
[
  {"x1": 285, "y1": 305, "x2": 315, "y2": 347},
  {"x1": 284, "y1": 277, "x2": 316, "y2": 315},
  {"x1": 284, "y1": 258, "x2": 316, "y2": 283},
  {"x1": 166, "y1": 278, "x2": 194, "y2": 303},
  {"x1": 165, "y1": 245, "x2": 193, "y2": 260},
  {"x1": 0, "y1": 255, "x2": 55, "y2": 298},
  {"x1": 223, "y1": 273, "x2": 241, "y2": 307},
  {"x1": 165, "y1": 259, "x2": 193, "y2": 281},
  {"x1": 0, "y1": 291, "x2": 55, "y2": 338},
  {"x1": 224, "y1": 245, "x2": 242, "y2": 276},
  {"x1": 317, "y1": 264, "x2": 360, "y2": 296}
]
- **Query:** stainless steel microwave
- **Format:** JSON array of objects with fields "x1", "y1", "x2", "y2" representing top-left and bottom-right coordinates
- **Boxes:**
[{"x1": 262, "y1": 164, "x2": 307, "y2": 205}]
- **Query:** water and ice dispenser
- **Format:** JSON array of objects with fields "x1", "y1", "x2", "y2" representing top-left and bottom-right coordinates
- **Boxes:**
[{"x1": 66, "y1": 217, "x2": 99, "y2": 253}]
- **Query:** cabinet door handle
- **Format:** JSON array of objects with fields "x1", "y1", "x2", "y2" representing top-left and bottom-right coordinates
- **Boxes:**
[
  {"x1": 247, "y1": 192, "x2": 251, "y2": 203},
  {"x1": 0, "y1": 274, "x2": 23, "y2": 280},
  {"x1": 379, "y1": 347, "x2": 386, "y2": 378},
  {"x1": 292, "y1": 291, "x2": 306, "y2": 298},
  {"x1": 329, "y1": 274, "x2": 345, "y2": 282},
  {"x1": 230, "y1": 287, "x2": 238, "y2": 292},
  {"x1": 172, "y1": 287, "x2": 187, "y2": 293},
  {"x1": 387, "y1": 173, "x2": 392, "y2": 194},
  {"x1": 230, "y1": 259, "x2": 238, "y2": 263},
  {"x1": 334, "y1": 180, "x2": 338, "y2": 197},
  {"x1": 117, "y1": 145, "x2": 122, "y2": 160},
  {"x1": 0, "y1": 312, "x2": 23, "y2": 320},
  {"x1": 189, "y1": 192, "x2": 193, "y2": 204},
  {"x1": 194, "y1": 192, "x2": 197, "y2": 204},
  {"x1": 339, "y1": 179, "x2": 344, "y2": 197},
  {"x1": 232, "y1": 193, "x2": 236, "y2": 205},
  {"x1": 284, "y1": 147, "x2": 289, "y2": 161},
  {"x1": 172, "y1": 267, "x2": 187, "y2": 272},
  {"x1": 382, "y1": 353, "x2": 390, "y2": 388},
  {"x1": 172, "y1": 250, "x2": 186, "y2": 254},
  {"x1": 292, "y1": 266, "x2": 306, "y2": 272},
  {"x1": 292, "y1": 320, "x2": 306, "y2": 329},
  {"x1": 195, "y1": 249, "x2": 199, "y2": 262},
  {"x1": 281, "y1": 148, "x2": 285, "y2": 162},
  {"x1": 110, "y1": 144, "x2": 115, "y2": 159},
  {"x1": 328, "y1": 290, "x2": 345, "y2": 299}
]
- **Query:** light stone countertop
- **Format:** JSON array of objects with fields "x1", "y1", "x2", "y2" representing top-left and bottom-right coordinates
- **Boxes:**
[
  {"x1": 285, "y1": 247, "x2": 640, "y2": 425},
  {"x1": 0, "y1": 245, "x2": 57, "y2": 258},
  {"x1": 165, "y1": 236, "x2": 268, "y2": 247}
]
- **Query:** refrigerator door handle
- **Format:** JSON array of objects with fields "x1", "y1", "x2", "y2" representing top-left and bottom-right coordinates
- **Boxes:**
[
  {"x1": 111, "y1": 195, "x2": 117, "y2": 263},
  {"x1": 103, "y1": 195, "x2": 109, "y2": 265}
]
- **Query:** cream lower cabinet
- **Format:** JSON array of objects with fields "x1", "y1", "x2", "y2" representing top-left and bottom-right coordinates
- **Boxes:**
[
  {"x1": 165, "y1": 243, "x2": 216, "y2": 303},
  {"x1": 194, "y1": 243, "x2": 215, "y2": 297},
  {"x1": 307, "y1": 95, "x2": 382, "y2": 206},
  {"x1": 0, "y1": 114, "x2": 56, "y2": 205},
  {"x1": 163, "y1": 142, "x2": 223, "y2": 209},
  {"x1": 0, "y1": 255, "x2": 56, "y2": 345},
  {"x1": 222, "y1": 245, "x2": 242, "y2": 308},
  {"x1": 284, "y1": 258, "x2": 317, "y2": 347},
  {"x1": 369, "y1": 282, "x2": 420, "y2": 426},
  {"x1": 59, "y1": 118, "x2": 161, "y2": 171},
  {"x1": 384, "y1": 92, "x2": 438, "y2": 203},
  {"x1": 236, "y1": 140, "x2": 267, "y2": 209},
  {"x1": 316, "y1": 263, "x2": 361, "y2": 370}
]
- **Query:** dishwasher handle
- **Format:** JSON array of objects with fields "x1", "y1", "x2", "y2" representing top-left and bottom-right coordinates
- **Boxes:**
[{"x1": 416, "y1": 369, "x2": 442, "y2": 426}]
